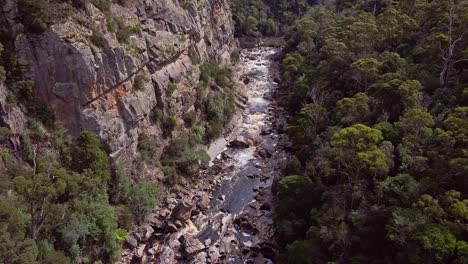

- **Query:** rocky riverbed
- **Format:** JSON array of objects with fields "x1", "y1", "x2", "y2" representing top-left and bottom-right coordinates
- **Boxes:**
[{"x1": 119, "y1": 47, "x2": 290, "y2": 264}]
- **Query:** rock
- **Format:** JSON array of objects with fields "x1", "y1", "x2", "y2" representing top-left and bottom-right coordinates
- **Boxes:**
[
  {"x1": 125, "y1": 235, "x2": 138, "y2": 249},
  {"x1": 165, "y1": 222, "x2": 178, "y2": 233},
  {"x1": 196, "y1": 193, "x2": 210, "y2": 210},
  {"x1": 210, "y1": 164, "x2": 223, "y2": 175},
  {"x1": 148, "y1": 214, "x2": 164, "y2": 229},
  {"x1": 243, "y1": 77, "x2": 251, "y2": 84},
  {"x1": 136, "y1": 224, "x2": 154, "y2": 242},
  {"x1": 136, "y1": 244, "x2": 146, "y2": 258},
  {"x1": 171, "y1": 201, "x2": 193, "y2": 221},
  {"x1": 180, "y1": 235, "x2": 205, "y2": 255},
  {"x1": 228, "y1": 137, "x2": 250, "y2": 148},
  {"x1": 190, "y1": 251, "x2": 208, "y2": 263},
  {"x1": 157, "y1": 247, "x2": 175, "y2": 263},
  {"x1": 257, "y1": 149, "x2": 272, "y2": 159}
]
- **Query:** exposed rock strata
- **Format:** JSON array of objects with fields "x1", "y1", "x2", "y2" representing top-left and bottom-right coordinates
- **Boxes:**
[{"x1": 1, "y1": 0, "x2": 235, "y2": 168}]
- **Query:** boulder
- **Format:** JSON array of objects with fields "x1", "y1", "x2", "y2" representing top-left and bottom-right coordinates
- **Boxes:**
[
  {"x1": 136, "y1": 224, "x2": 154, "y2": 242},
  {"x1": 196, "y1": 193, "x2": 210, "y2": 210},
  {"x1": 126, "y1": 235, "x2": 138, "y2": 249},
  {"x1": 170, "y1": 201, "x2": 193, "y2": 221},
  {"x1": 165, "y1": 221, "x2": 178, "y2": 233},
  {"x1": 180, "y1": 235, "x2": 205, "y2": 255},
  {"x1": 157, "y1": 247, "x2": 175, "y2": 263}
]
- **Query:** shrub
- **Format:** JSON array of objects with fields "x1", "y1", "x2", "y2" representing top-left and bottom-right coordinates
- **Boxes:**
[
  {"x1": 163, "y1": 137, "x2": 190, "y2": 159},
  {"x1": 90, "y1": 30, "x2": 106, "y2": 47},
  {"x1": 167, "y1": 82, "x2": 178, "y2": 96},
  {"x1": 231, "y1": 48, "x2": 240, "y2": 64},
  {"x1": 109, "y1": 165, "x2": 130, "y2": 204},
  {"x1": 183, "y1": 110, "x2": 197, "y2": 127},
  {"x1": 114, "y1": 228, "x2": 128, "y2": 243},
  {"x1": 127, "y1": 181, "x2": 160, "y2": 223},
  {"x1": 163, "y1": 165, "x2": 180, "y2": 186},
  {"x1": 199, "y1": 63, "x2": 232, "y2": 87},
  {"x1": 163, "y1": 116, "x2": 178, "y2": 134},
  {"x1": 151, "y1": 108, "x2": 163, "y2": 122},
  {"x1": 114, "y1": 18, "x2": 140, "y2": 43},
  {"x1": 133, "y1": 70, "x2": 150, "y2": 91},
  {"x1": 205, "y1": 121, "x2": 223, "y2": 140},
  {"x1": 206, "y1": 91, "x2": 235, "y2": 122},
  {"x1": 11, "y1": 80, "x2": 34, "y2": 101},
  {"x1": 91, "y1": 0, "x2": 111, "y2": 14},
  {"x1": 18, "y1": 0, "x2": 50, "y2": 32},
  {"x1": 29, "y1": 119, "x2": 47, "y2": 142},
  {"x1": 71, "y1": 131, "x2": 110, "y2": 182},
  {"x1": 137, "y1": 134, "x2": 159, "y2": 162},
  {"x1": 189, "y1": 125, "x2": 206, "y2": 145},
  {"x1": 175, "y1": 149, "x2": 210, "y2": 178},
  {"x1": 21, "y1": 134, "x2": 33, "y2": 162},
  {"x1": 0, "y1": 127, "x2": 11, "y2": 141}
]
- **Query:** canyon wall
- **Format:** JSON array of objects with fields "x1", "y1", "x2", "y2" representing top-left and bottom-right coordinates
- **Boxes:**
[{"x1": 0, "y1": 0, "x2": 235, "y2": 169}]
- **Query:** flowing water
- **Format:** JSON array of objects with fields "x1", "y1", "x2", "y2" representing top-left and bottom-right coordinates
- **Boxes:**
[{"x1": 194, "y1": 47, "x2": 288, "y2": 263}]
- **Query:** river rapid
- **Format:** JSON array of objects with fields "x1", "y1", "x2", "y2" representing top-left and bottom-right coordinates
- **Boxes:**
[{"x1": 120, "y1": 47, "x2": 290, "y2": 264}]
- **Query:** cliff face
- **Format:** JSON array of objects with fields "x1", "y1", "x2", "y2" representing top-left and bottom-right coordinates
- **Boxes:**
[{"x1": 1, "y1": 0, "x2": 234, "y2": 166}]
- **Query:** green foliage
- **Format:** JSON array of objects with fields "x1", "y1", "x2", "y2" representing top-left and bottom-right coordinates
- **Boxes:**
[
  {"x1": 127, "y1": 181, "x2": 160, "y2": 223},
  {"x1": 331, "y1": 124, "x2": 388, "y2": 176},
  {"x1": 114, "y1": 17, "x2": 140, "y2": 43},
  {"x1": 0, "y1": 127, "x2": 11, "y2": 141},
  {"x1": 167, "y1": 82, "x2": 177, "y2": 96},
  {"x1": 109, "y1": 165, "x2": 130, "y2": 204},
  {"x1": 137, "y1": 134, "x2": 159, "y2": 163},
  {"x1": 92, "y1": 0, "x2": 111, "y2": 14},
  {"x1": 90, "y1": 30, "x2": 106, "y2": 48},
  {"x1": 20, "y1": 134, "x2": 33, "y2": 162},
  {"x1": 18, "y1": 0, "x2": 50, "y2": 32},
  {"x1": 183, "y1": 110, "x2": 197, "y2": 127},
  {"x1": 71, "y1": 131, "x2": 110, "y2": 183},
  {"x1": 59, "y1": 199, "x2": 121, "y2": 262},
  {"x1": 334, "y1": 93, "x2": 369, "y2": 125},
  {"x1": 163, "y1": 116, "x2": 178, "y2": 134}
]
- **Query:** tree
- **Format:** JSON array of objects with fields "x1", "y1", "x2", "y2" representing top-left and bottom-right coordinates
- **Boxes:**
[
  {"x1": 71, "y1": 131, "x2": 110, "y2": 183},
  {"x1": 332, "y1": 124, "x2": 388, "y2": 178},
  {"x1": 350, "y1": 58, "x2": 381, "y2": 90},
  {"x1": 14, "y1": 158, "x2": 70, "y2": 240},
  {"x1": 109, "y1": 165, "x2": 130, "y2": 204},
  {"x1": 297, "y1": 103, "x2": 328, "y2": 140},
  {"x1": 376, "y1": 7, "x2": 417, "y2": 48},
  {"x1": 396, "y1": 107, "x2": 434, "y2": 175},
  {"x1": 335, "y1": 92, "x2": 369, "y2": 125},
  {"x1": 59, "y1": 198, "x2": 121, "y2": 262},
  {"x1": 414, "y1": 224, "x2": 457, "y2": 263}
]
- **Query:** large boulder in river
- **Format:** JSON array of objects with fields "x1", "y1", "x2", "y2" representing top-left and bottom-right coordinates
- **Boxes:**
[{"x1": 170, "y1": 201, "x2": 193, "y2": 221}]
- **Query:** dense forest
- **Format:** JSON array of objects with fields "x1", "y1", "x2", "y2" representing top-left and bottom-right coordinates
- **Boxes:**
[{"x1": 233, "y1": 0, "x2": 468, "y2": 263}]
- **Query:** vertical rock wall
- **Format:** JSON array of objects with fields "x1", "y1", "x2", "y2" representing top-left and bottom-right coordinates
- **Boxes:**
[{"x1": 1, "y1": 0, "x2": 235, "y2": 166}]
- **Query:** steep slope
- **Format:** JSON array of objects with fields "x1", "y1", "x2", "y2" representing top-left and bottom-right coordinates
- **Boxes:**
[{"x1": 1, "y1": 0, "x2": 235, "y2": 166}]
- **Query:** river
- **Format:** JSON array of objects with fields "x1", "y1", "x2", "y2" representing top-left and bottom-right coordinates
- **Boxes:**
[{"x1": 120, "y1": 47, "x2": 290, "y2": 264}]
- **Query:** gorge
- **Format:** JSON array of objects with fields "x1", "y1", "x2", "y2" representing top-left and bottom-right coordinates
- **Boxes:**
[{"x1": 1, "y1": 1, "x2": 467, "y2": 264}]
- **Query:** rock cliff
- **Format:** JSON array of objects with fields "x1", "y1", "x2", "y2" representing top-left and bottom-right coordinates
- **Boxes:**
[{"x1": 0, "y1": 0, "x2": 235, "y2": 167}]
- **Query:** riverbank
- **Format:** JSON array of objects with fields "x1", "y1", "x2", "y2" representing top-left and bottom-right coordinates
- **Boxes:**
[{"x1": 118, "y1": 47, "x2": 289, "y2": 263}]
